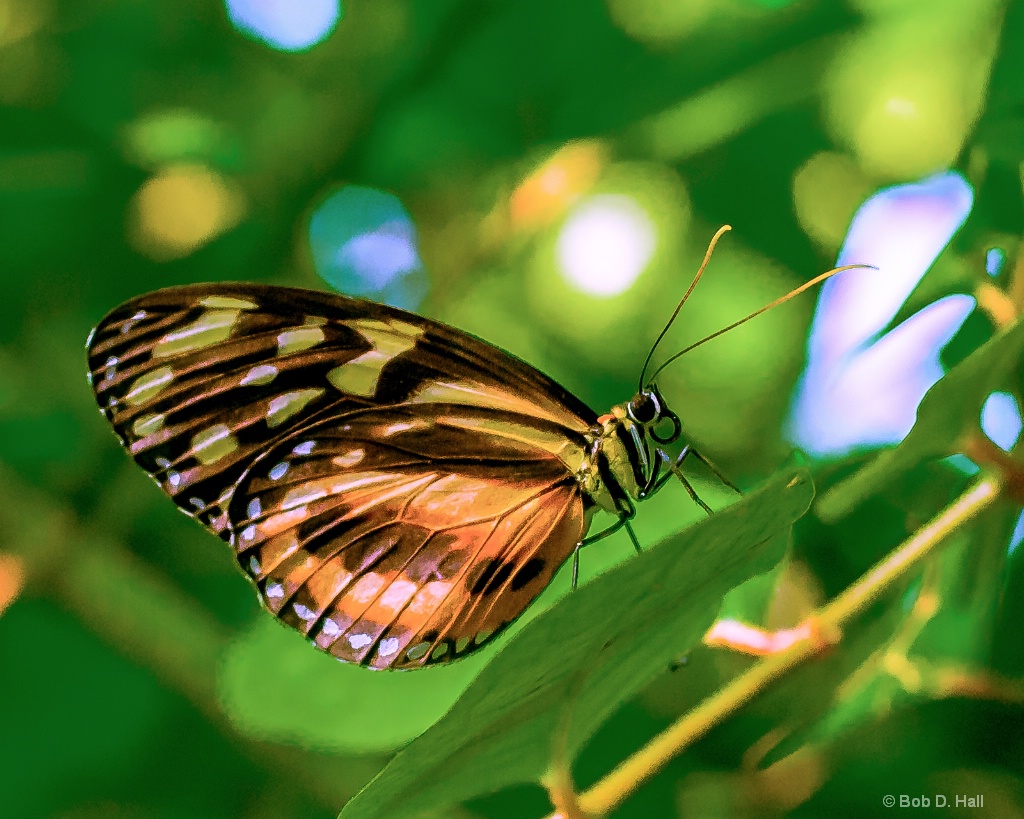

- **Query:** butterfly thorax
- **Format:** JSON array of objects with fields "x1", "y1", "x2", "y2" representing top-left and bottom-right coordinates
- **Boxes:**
[{"x1": 583, "y1": 383, "x2": 683, "y2": 513}]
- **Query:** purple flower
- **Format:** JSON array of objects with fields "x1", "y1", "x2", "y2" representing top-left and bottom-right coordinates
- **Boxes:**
[{"x1": 787, "y1": 172, "x2": 977, "y2": 457}]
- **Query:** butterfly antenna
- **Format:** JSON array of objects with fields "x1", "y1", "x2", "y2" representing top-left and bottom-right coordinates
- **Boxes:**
[
  {"x1": 638, "y1": 225, "x2": 733, "y2": 392},
  {"x1": 645, "y1": 261, "x2": 874, "y2": 386}
]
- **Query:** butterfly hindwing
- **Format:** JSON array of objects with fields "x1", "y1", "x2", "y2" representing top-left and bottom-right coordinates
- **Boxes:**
[{"x1": 230, "y1": 405, "x2": 588, "y2": 669}]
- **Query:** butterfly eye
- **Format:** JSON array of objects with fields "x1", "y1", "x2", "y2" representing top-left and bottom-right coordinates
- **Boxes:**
[{"x1": 626, "y1": 391, "x2": 659, "y2": 424}]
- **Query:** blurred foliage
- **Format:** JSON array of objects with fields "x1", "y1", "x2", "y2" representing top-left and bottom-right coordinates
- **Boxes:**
[{"x1": 1, "y1": 1, "x2": 1023, "y2": 818}]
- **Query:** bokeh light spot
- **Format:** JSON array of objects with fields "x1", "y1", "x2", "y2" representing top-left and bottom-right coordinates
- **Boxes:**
[
  {"x1": 792, "y1": 151, "x2": 874, "y2": 249},
  {"x1": 607, "y1": 0, "x2": 716, "y2": 45},
  {"x1": 985, "y1": 247, "x2": 1005, "y2": 277},
  {"x1": 309, "y1": 185, "x2": 426, "y2": 309},
  {"x1": 509, "y1": 141, "x2": 605, "y2": 232},
  {"x1": 1009, "y1": 511, "x2": 1024, "y2": 556},
  {"x1": 981, "y1": 391, "x2": 1023, "y2": 452},
  {"x1": 123, "y1": 109, "x2": 234, "y2": 170},
  {"x1": 225, "y1": 0, "x2": 341, "y2": 52},
  {"x1": 0, "y1": 552, "x2": 25, "y2": 617},
  {"x1": 128, "y1": 164, "x2": 245, "y2": 261},
  {"x1": 556, "y1": 195, "x2": 656, "y2": 297}
]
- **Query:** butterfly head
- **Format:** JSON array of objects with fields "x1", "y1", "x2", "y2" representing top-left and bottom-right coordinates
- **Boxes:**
[{"x1": 625, "y1": 383, "x2": 681, "y2": 445}]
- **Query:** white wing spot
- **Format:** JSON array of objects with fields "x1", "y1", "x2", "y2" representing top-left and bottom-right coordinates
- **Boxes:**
[
  {"x1": 293, "y1": 602, "x2": 317, "y2": 621},
  {"x1": 248, "y1": 555, "x2": 261, "y2": 576},
  {"x1": 167, "y1": 470, "x2": 181, "y2": 488},
  {"x1": 321, "y1": 618, "x2": 341, "y2": 637},
  {"x1": 103, "y1": 356, "x2": 118, "y2": 381},
  {"x1": 121, "y1": 310, "x2": 147, "y2": 333},
  {"x1": 268, "y1": 461, "x2": 289, "y2": 481},
  {"x1": 348, "y1": 633, "x2": 374, "y2": 650},
  {"x1": 266, "y1": 581, "x2": 284, "y2": 599},
  {"x1": 377, "y1": 637, "x2": 400, "y2": 658},
  {"x1": 247, "y1": 498, "x2": 262, "y2": 519},
  {"x1": 292, "y1": 440, "x2": 315, "y2": 456}
]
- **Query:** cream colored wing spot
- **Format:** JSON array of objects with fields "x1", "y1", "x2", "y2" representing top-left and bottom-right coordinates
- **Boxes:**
[
  {"x1": 260, "y1": 506, "x2": 312, "y2": 537},
  {"x1": 240, "y1": 363, "x2": 279, "y2": 386},
  {"x1": 382, "y1": 419, "x2": 429, "y2": 437},
  {"x1": 200, "y1": 295, "x2": 258, "y2": 310},
  {"x1": 125, "y1": 365, "x2": 174, "y2": 406},
  {"x1": 131, "y1": 412, "x2": 165, "y2": 437},
  {"x1": 349, "y1": 572, "x2": 386, "y2": 604},
  {"x1": 152, "y1": 309, "x2": 241, "y2": 358},
  {"x1": 378, "y1": 578, "x2": 419, "y2": 613},
  {"x1": 267, "y1": 388, "x2": 324, "y2": 429},
  {"x1": 277, "y1": 326, "x2": 326, "y2": 356},
  {"x1": 280, "y1": 483, "x2": 329, "y2": 510},
  {"x1": 355, "y1": 317, "x2": 422, "y2": 338},
  {"x1": 191, "y1": 423, "x2": 239, "y2": 465},
  {"x1": 439, "y1": 414, "x2": 587, "y2": 475},
  {"x1": 326, "y1": 320, "x2": 424, "y2": 398},
  {"x1": 331, "y1": 448, "x2": 364, "y2": 468},
  {"x1": 408, "y1": 379, "x2": 588, "y2": 431},
  {"x1": 407, "y1": 580, "x2": 453, "y2": 616}
]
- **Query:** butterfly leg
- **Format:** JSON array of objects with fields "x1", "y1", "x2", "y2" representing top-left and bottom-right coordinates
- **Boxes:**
[
  {"x1": 669, "y1": 457, "x2": 714, "y2": 516},
  {"x1": 686, "y1": 449, "x2": 742, "y2": 494},
  {"x1": 639, "y1": 446, "x2": 713, "y2": 514},
  {"x1": 572, "y1": 502, "x2": 639, "y2": 590}
]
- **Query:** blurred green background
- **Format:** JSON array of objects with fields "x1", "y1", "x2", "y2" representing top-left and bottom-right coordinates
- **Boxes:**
[{"x1": 2, "y1": 1, "x2": 1023, "y2": 817}]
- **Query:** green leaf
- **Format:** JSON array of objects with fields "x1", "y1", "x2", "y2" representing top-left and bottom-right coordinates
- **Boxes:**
[
  {"x1": 819, "y1": 316, "x2": 1024, "y2": 521},
  {"x1": 219, "y1": 617, "x2": 485, "y2": 754},
  {"x1": 339, "y1": 465, "x2": 814, "y2": 819}
]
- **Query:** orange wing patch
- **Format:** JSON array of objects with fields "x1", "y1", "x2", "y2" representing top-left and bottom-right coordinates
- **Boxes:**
[{"x1": 230, "y1": 407, "x2": 589, "y2": 669}]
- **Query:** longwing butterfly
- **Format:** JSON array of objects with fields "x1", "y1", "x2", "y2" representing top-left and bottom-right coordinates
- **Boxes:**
[{"x1": 86, "y1": 227, "x2": 849, "y2": 670}]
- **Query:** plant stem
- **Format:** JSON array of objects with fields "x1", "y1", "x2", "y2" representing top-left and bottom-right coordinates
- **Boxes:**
[{"x1": 547, "y1": 475, "x2": 1003, "y2": 819}]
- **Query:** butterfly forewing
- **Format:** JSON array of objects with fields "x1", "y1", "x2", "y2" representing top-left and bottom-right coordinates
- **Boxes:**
[{"x1": 86, "y1": 283, "x2": 599, "y2": 668}]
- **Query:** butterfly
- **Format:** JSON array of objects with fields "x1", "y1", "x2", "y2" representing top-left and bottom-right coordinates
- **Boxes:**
[{"x1": 85, "y1": 227, "x2": 847, "y2": 670}]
